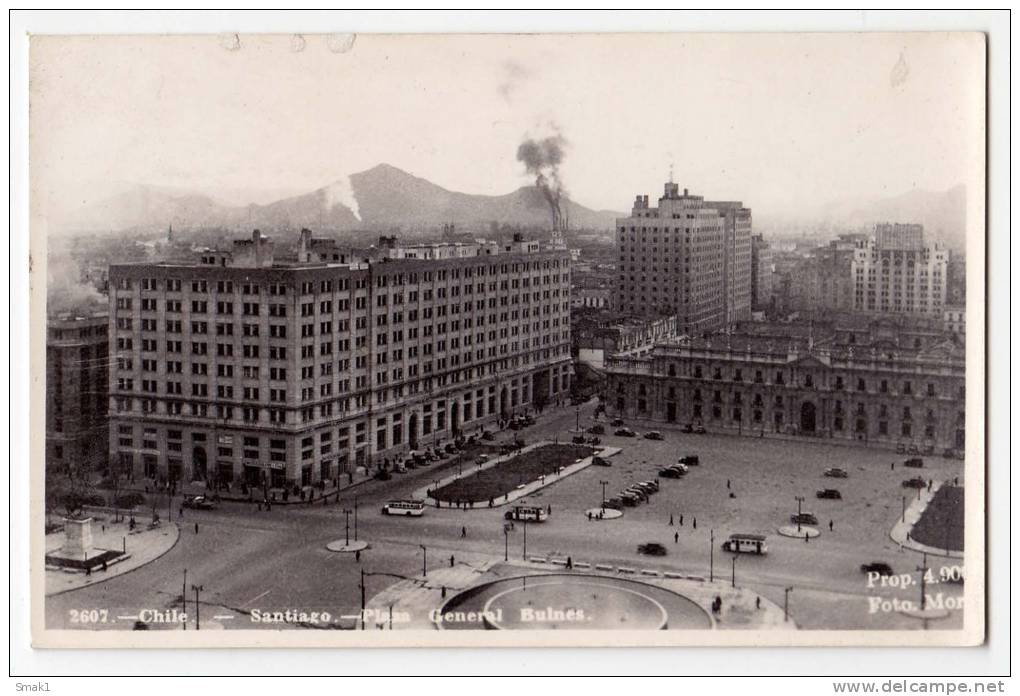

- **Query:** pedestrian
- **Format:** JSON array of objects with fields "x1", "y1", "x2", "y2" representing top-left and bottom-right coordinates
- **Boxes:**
[
  {"x1": 669, "y1": 514, "x2": 674, "y2": 526},
  {"x1": 726, "y1": 479, "x2": 731, "y2": 490},
  {"x1": 101, "y1": 560, "x2": 108, "y2": 572},
  {"x1": 194, "y1": 522, "x2": 199, "y2": 534},
  {"x1": 102, "y1": 524, "x2": 105, "y2": 534},
  {"x1": 587, "y1": 511, "x2": 593, "y2": 521},
  {"x1": 566, "y1": 556, "x2": 573, "y2": 570},
  {"x1": 86, "y1": 565, "x2": 91, "y2": 577},
  {"x1": 954, "y1": 476, "x2": 959, "y2": 486},
  {"x1": 355, "y1": 549, "x2": 361, "y2": 563},
  {"x1": 461, "y1": 526, "x2": 467, "y2": 538},
  {"x1": 891, "y1": 462, "x2": 895, "y2": 470},
  {"x1": 257, "y1": 501, "x2": 262, "y2": 512},
  {"x1": 805, "y1": 531, "x2": 809, "y2": 543},
  {"x1": 927, "y1": 479, "x2": 933, "y2": 491},
  {"x1": 693, "y1": 517, "x2": 697, "y2": 530},
  {"x1": 756, "y1": 597, "x2": 761, "y2": 610},
  {"x1": 450, "y1": 555, "x2": 455, "y2": 568},
  {"x1": 179, "y1": 506, "x2": 184, "y2": 519},
  {"x1": 829, "y1": 520, "x2": 833, "y2": 532},
  {"x1": 674, "y1": 531, "x2": 679, "y2": 544},
  {"x1": 547, "y1": 505, "x2": 552, "y2": 515}
]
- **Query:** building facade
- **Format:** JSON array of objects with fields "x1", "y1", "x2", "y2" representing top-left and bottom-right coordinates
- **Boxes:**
[
  {"x1": 750, "y1": 233, "x2": 774, "y2": 311},
  {"x1": 604, "y1": 320, "x2": 965, "y2": 451},
  {"x1": 851, "y1": 224, "x2": 948, "y2": 316},
  {"x1": 107, "y1": 234, "x2": 572, "y2": 488},
  {"x1": 46, "y1": 314, "x2": 110, "y2": 476},
  {"x1": 615, "y1": 182, "x2": 751, "y2": 334}
]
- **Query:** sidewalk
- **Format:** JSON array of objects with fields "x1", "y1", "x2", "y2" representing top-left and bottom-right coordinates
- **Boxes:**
[
  {"x1": 45, "y1": 517, "x2": 180, "y2": 596},
  {"x1": 889, "y1": 480, "x2": 963, "y2": 559}
]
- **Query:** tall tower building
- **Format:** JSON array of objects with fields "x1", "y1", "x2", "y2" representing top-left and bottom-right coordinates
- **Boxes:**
[
  {"x1": 750, "y1": 233, "x2": 774, "y2": 311},
  {"x1": 851, "y1": 223, "x2": 947, "y2": 316},
  {"x1": 615, "y1": 181, "x2": 752, "y2": 334}
]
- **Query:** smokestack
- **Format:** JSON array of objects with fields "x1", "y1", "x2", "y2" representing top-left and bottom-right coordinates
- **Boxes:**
[{"x1": 516, "y1": 133, "x2": 567, "y2": 232}]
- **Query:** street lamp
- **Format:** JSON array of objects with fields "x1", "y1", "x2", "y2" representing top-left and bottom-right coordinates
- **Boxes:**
[
  {"x1": 342, "y1": 508, "x2": 353, "y2": 545},
  {"x1": 795, "y1": 496, "x2": 805, "y2": 531},
  {"x1": 420, "y1": 544, "x2": 427, "y2": 577},
  {"x1": 710, "y1": 529, "x2": 715, "y2": 582},
  {"x1": 522, "y1": 520, "x2": 528, "y2": 560},
  {"x1": 354, "y1": 497, "x2": 359, "y2": 541},
  {"x1": 784, "y1": 587, "x2": 793, "y2": 622},
  {"x1": 191, "y1": 584, "x2": 204, "y2": 630},
  {"x1": 599, "y1": 480, "x2": 609, "y2": 512},
  {"x1": 182, "y1": 568, "x2": 187, "y2": 631},
  {"x1": 902, "y1": 495, "x2": 907, "y2": 523},
  {"x1": 731, "y1": 555, "x2": 737, "y2": 588},
  {"x1": 503, "y1": 522, "x2": 512, "y2": 561}
]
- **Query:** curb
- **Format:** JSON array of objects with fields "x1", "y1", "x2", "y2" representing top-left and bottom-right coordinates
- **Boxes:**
[{"x1": 46, "y1": 523, "x2": 182, "y2": 598}]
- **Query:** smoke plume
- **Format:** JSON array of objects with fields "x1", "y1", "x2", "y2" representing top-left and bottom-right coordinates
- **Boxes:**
[{"x1": 516, "y1": 133, "x2": 568, "y2": 231}]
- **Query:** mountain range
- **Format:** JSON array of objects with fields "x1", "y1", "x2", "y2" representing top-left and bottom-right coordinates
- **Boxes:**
[{"x1": 55, "y1": 164, "x2": 622, "y2": 238}]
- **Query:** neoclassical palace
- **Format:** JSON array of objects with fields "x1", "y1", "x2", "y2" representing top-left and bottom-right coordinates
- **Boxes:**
[{"x1": 604, "y1": 319, "x2": 966, "y2": 451}]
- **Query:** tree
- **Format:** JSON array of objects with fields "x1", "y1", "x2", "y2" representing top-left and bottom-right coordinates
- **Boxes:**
[{"x1": 59, "y1": 460, "x2": 100, "y2": 520}]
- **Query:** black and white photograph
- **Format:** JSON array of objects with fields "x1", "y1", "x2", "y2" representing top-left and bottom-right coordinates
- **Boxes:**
[{"x1": 18, "y1": 19, "x2": 995, "y2": 663}]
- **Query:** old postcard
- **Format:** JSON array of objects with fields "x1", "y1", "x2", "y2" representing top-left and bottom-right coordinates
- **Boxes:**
[{"x1": 28, "y1": 31, "x2": 986, "y2": 648}]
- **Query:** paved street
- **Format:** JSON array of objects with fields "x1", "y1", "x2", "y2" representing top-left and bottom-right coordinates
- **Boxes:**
[{"x1": 47, "y1": 399, "x2": 966, "y2": 632}]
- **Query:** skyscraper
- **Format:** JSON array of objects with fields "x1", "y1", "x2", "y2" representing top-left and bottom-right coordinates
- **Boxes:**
[
  {"x1": 615, "y1": 181, "x2": 752, "y2": 334},
  {"x1": 851, "y1": 224, "x2": 948, "y2": 316}
]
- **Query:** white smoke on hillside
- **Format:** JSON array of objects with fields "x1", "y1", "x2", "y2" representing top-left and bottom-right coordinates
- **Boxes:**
[{"x1": 323, "y1": 176, "x2": 361, "y2": 221}]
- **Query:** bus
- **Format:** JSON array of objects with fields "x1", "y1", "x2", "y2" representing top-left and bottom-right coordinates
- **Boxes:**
[
  {"x1": 721, "y1": 533, "x2": 768, "y2": 555},
  {"x1": 504, "y1": 505, "x2": 549, "y2": 522},
  {"x1": 381, "y1": 500, "x2": 426, "y2": 517}
]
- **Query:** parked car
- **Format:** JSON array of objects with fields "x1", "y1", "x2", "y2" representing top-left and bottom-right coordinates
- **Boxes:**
[
  {"x1": 643, "y1": 430, "x2": 664, "y2": 440},
  {"x1": 816, "y1": 489, "x2": 843, "y2": 500},
  {"x1": 610, "y1": 418, "x2": 626, "y2": 427},
  {"x1": 790, "y1": 512, "x2": 819, "y2": 526},
  {"x1": 614, "y1": 427, "x2": 637, "y2": 437},
  {"x1": 620, "y1": 494, "x2": 640, "y2": 507},
  {"x1": 587, "y1": 424, "x2": 605, "y2": 435},
  {"x1": 904, "y1": 457, "x2": 925, "y2": 468},
  {"x1": 679, "y1": 455, "x2": 700, "y2": 466},
  {"x1": 658, "y1": 467, "x2": 684, "y2": 478},
  {"x1": 902, "y1": 477, "x2": 926, "y2": 489},
  {"x1": 571, "y1": 434, "x2": 587, "y2": 444},
  {"x1": 671, "y1": 463, "x2": 689, "y2": 474},
  {"x1": 824, "y1": 467, "x2": 849, "y2": 478},
  {"x1": 623, "y1": 487, "x2": 648, "y2": 501},
  {"x1": 592, "y1": 456, "x2": 612, "y2": 467},
  {"x1": 638, "y1": 542, "x2": 667, "y2": 556},
  {"x1": 860, "y1": 561, "x2": 894, "y2": 576},
  {"x1": 635, "y1": 480, "x2": 659, "y2": 493},
  {"x1": 693, "y1": 424, "x2": 707, "y2": 434},
  {"x1": 182, "y1": 495, "x2": 216, "y2": 510},
  {"x1": 602, "y1": 498, "x2": 625, "y2": 511}
]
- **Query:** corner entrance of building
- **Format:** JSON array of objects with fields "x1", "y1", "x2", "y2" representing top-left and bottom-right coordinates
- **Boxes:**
[
  {"x1": 451, "y1": 401, "x2": 461, "y2": 437},
  {"x1": 409, "y1": 414, "x2": 419, "y2": 449},
  {"x1": 192, "y1": 446, "x2": 207, "y2": 481},
  {"x1": 800, "y1": 402, "x2": 817, "y2": 433}
]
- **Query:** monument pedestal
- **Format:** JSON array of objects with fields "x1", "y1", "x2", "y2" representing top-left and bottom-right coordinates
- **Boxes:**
[{"x1": 63, "y1": 517, "x2": 94, "y2": 560}]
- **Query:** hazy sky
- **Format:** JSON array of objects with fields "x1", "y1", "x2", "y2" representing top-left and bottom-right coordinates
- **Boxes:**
[{"x1": 30, "y1": 32, "x2": 984, "y2": 222}]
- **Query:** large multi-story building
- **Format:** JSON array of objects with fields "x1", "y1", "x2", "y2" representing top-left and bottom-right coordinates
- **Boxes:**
[
  {"x1": 107, "y1": 231, "x2": 572, "y2": 488},
  {"x1": 851, "y1": 223, "x2": 948, "y2": 316},
  {"x1": 604, "y1": 318, "x2": 965, "y2": 451},
  {"x1": 46, "y1": 313, "x2": 110, "y2": 476},
  {"x1": 750, "y1": 234, "x2": 774, "y2": 312},
  {"x1": 615, "y1": 181, "x2": 751, "y2": 334}
]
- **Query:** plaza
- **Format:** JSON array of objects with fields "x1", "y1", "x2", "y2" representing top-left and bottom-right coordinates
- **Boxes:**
[{"x1": 45, "y1": 399, "x2": 966, "y2": 633}]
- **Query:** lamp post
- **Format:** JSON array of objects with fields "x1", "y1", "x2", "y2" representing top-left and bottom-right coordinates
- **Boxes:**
[
  {"x1": 709, "y1": 529, "x2": 715, "y2": 582},
  {"x1": 795, "y1": 495, "x2": 805, "y2": 531},
  {"x1": 902, "y1": 495, "x2": 907, "y2": 523},
  {"x1": 784, "y1": 587, "x2": 793, "y2": 622},
  {"x1": 191, "y1": 584, "x2": 204, "y2": 630},
  {"x1": 503, "y1": 522, "x2": 512, "y2": 561},
  {"x1": 342, "y1": 508, "x2": 352, "y2": 545},
  {"x1": 731, "y1": 555, "x2": 737, "y2": 588},
  {"x1": 359, "y1": 568, "x2": 366, "y2": 630},
  {"x1": 354, "y1": 496, "x2": 359, "y2": 541},
  {"x1": 576, "y1": 407, "x2": 581, "y2": 433},
  {"x1": 420, "y1": 544, "x2": 427, "y2": 577},
  {"x1": 182, "y1": 568, "x2": 187, "y2": 631},
  {"x1": 599, "y1": 480, "x2": 609, "y2": 511},
  {"x1": 917, "y1": 552, "x2": 928, "y2": 612},
  {"x1": 522, "y1": 520, "x2": 528, "y2": 560}
]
